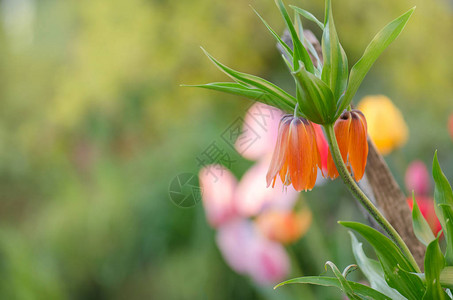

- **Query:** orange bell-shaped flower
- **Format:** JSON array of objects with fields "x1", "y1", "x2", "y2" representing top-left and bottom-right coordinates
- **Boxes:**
[
  {"x1": 327, "y1": 109, "x2": 368, "y2": 181},
  {"x1": 266, "y1": 115, "x2": 322, "y2": 192}
]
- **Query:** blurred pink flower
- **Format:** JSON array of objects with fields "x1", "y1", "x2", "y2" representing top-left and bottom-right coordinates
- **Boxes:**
[
  {"x1": 199, "y1": 165, "x2": 237, "y2": 228},
  {"x1": 215, "y1": 219, "x2": 254, "y2": 274},
  {"x1": 235, "y1": 103, "x2": 283, "y2": 161},
  {"x1": 216, "y1": 218, "x2": 290, "y2": 285},
  {"x1": 235, "y1": 160, "x2": 299, "y2": 217},
  {"x1": 405, "y1": 160, "x2": 430, "y2": 196}
]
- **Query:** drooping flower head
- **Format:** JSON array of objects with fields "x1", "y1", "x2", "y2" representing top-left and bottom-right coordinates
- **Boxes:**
[
  {"x1": 327, "y1": 109, "x2": 369, "y2": 181},
  {"x1": 266, "y1": 115, "x2": 321, "y2": 192}
]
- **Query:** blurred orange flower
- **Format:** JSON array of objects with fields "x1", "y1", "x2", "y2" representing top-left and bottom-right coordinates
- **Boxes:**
[
  {"x1": 327, "y1": 110, "x2": 368, "y2": 181},
  {"x1": 256, "y1": 209, "x2": 312, "y2": 244},
  {"x1": 358, "y1": 95, "x2": 408, "y2": 155},
  {"x1": 266, "y1": 115, "x2": 322, "y2": 192}
]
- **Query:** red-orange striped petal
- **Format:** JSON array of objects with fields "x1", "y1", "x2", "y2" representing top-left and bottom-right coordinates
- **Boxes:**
[
  {"x1": 266, "y1": 116, "x2": 292, "y2": 187},
  {"x1": 327, "y1": 113, "x2": 351, "y2": 179},
  {"x1": 288, "y1": 119, "x2": 312, "y2": 191},
  {"x1": 348, "y1": 111, "x2": 368, "y2": 181}
]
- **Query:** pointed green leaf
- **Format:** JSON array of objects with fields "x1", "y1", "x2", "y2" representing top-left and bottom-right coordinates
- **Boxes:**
[
  {"x1": 433, "y1": 151, "x2": 453, "y2": 265},
  {"x1": 290, "y1": 5, "x2": 324, "y2": 30},
  {"x1": 275, "y1": 0, "x2": 314, "y2": 72},
  {"x1": 337, "y1": 7, "x2": 415, "y2": 117},
  {"x1": 423, "y1": 238, "x2": 448, "y2": 300},
  {"x1": 350, "y1": 232, "x2": 406, "y2": 299},
  {"x1": 294, "y1": 13, "x2": 323, "y2": 73},
  {"x1": 292, "y1": 65, "x2": 335, "y2": 124},
  {"x1": 321, "y1": 0, "x2": 348, "y2": 102},
  {"x1": 252, "y1": 7, "x2": 294, "y2": 60},
  {"x1": 201, "y1": 48, "x2": 296, "y2": 110},
  {"x1": 341, "y1": 221, "x2": 425, "y2": 300},
  {"x1": 275, "y1": 276, "x2": 391, "y2": 299},
  {"x1": 183, "y1": 82, "x2": 294, "y2": 112},
  {"x1": 412, "y1": 192, "x2": 436, "y2": 246}
]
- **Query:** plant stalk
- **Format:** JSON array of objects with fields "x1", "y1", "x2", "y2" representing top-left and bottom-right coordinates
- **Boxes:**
[{"x1": 323, "y1": 123, "x2": 421, "y2": 272}]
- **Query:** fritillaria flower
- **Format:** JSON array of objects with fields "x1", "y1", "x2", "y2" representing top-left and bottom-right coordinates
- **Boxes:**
[
  {"x1": 266, "y1": 115, "x2": 322, "y2": 192},
  {"x1": 327, "y1": 109, "x2": 369, "y2": 181}
]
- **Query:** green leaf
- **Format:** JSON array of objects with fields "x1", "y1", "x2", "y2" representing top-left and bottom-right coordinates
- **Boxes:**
[
  {"x1": 182, "y1": 82, "x2": 295, "y2": 112},
  {"x1": 337, "y1": 7, "x2": 415, "y2": 118},
  {"x1": 341, "y1": 221, "x2": 426, "y2": 300},
  {"x1": 440, "y1": 267, "x2": 453, "y2": 289},
  {"x1": 252, "y1": 7, "x2": 294, "y2": 60},
  {"x1": 412, "y1": 192, "x2": 436, "y2": 246},
  {"x1": 275, "y1": 276, "x2": 391, "y2": 299},
  {"x1": 325, "y1": 261, "x2": 361, "y2": 300},
  {"x1": 292, "y1": 65, "x2": 335, "y2": 124},
  {"x1": 290, "y1": 5, "x2": 324, "y2": 30},
  {"x1": 350, "y1": 232, "x2": 406, "y2": 299},
  {"x1": 433, "y1": 151, "x2": 453, "y2": 265},
  {"x1": 423, "y1": 237, "x2": 448, "y2": 300},
  {"x1": 294, "y1": 13, "x2": 323, "y2": 73},
  {"x1": 321, "y1": 0, "x2": 348, "y2": 102},
  {"x1": 200, "y1": 48, "x2": 296, "y2": 110},
  {"x1": 275, "y1": 0, "x2": 314, "y2": 72}
]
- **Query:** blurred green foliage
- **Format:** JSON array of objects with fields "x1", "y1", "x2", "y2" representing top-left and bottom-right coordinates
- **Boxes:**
[{"x1": 0, "y1": 0, "x2": 451, "y2": 299}]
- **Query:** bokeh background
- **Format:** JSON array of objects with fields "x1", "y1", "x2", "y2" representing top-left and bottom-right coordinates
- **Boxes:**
[{"x1": 0, "y1": 0, "x2": 452, "y2": 299}]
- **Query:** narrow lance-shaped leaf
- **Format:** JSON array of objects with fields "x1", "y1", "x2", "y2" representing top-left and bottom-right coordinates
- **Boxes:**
[
  {"x1": 295, "y1": 13, "x2": 323, "y2": 73},
  {"x1": 200, "y1": 48, "x2": 296, "y2": 109},
  {"x1": 183, "y1": 82, "x2": 295, "y2": 113},
  {"x1": 321, "y1": 0, "x2": 348, "y2": 102},
  {"x1": 349, "y1": 232, "x2": 406, "y2": 299},
  {"x1": 290, "y1": 5, "x2": 325, "y2": 30},
  {"x1": 433, "y1": 151, "x2": 453, "y2": 265},
  {"x1": 292, "y1": 64, "x2": 336, "y2": 124},
  {"x1": 337, "y1": 7, "x2": 415, "y2": 118},
  {"x1": 275, "y1": 0, "x2": 314, "y2": 72},
  {"x1": 423, "y1": 237, "x2": 448, "y2": 299},
  {"x1": 252, "y1": 7, "x2": 294, "y2": 60},
  {"x1": 341, "y1": 221, "x2": 426, "y2": 300},
  {"x1": 412, "y1": 192, "x2": 436, "y2": 246},
  {"x1": 275, "y1": 276, "x2": 391, "y2": 299}
]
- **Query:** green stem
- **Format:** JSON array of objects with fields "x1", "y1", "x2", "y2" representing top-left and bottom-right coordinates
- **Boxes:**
[{"x1": 323, "y1": 123, "x2": 421, "y2": 272}]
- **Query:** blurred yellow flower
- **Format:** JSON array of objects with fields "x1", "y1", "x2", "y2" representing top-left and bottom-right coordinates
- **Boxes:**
[{"x1": 358, "y1": 95, "x2": 409, "y2": 155}]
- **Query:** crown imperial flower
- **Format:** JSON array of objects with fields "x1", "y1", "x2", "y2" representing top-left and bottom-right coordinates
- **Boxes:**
[
  {"x1": 266, "y1": 115, "x2": 322, "y2": 192},
  {"x1": 327, "y1": 109, "x2": 369, "y2": 181}
]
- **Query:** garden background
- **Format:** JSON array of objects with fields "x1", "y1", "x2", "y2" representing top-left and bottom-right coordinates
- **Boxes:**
[{"x1": 0, "y1": 0, "x2": 452, "y2": 299}]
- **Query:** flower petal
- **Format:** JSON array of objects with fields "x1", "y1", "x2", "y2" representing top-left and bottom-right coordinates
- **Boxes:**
[
  {"x1": 288, "y1": 119, "x2": 312, "y2": 191},
  {"x1": 266, "y1": 116, "x2": 291, "y2": 187},
  {"x1": 348, "y1": 112, "x2": 368, "y2": 181},
  {"x1": 327, "y1": 115, "x2": 351, "y2": 179}
]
